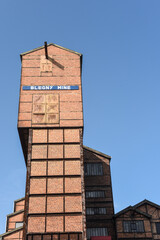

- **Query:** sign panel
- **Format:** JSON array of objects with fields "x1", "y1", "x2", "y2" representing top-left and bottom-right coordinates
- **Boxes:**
[{"x1": 23, "y1": 86, "x2": 79, "y2": 90}]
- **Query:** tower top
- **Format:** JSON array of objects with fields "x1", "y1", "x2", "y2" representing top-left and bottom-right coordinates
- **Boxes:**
[{"x1": 20, "y1": 42, "x2": 82, "y2": 59}]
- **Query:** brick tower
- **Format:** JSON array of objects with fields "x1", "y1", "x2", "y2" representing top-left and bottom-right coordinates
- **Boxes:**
[{"x1": 18, "y1": 43, "x2": 86, "y2": 240}]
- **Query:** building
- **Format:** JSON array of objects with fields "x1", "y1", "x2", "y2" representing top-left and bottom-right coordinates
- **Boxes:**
[
  {"x1": 114, "y1": 200, "x2": 160, "y2": 240},
  {"x1": 0, "y1": 43, "x2": 159, "y2": 240}
]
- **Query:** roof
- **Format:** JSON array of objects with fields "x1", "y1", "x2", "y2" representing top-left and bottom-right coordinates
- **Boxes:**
[
  {"x1": 20, "y1": 43, "x2": 82, "y2": 58},
  {"x1": 114, "y1": 206, "x2": 151, "y2": 218},
  {"x1": 7, "y1": 209, "x2": 24, "y2": 218},
  {"x1": 14, "y1": 197, "x2": 25, "y2": 204},
  {"x1": 0, "y1": 226, "x2": 23, "y2": 238},
  {"x1": 14, "y1": 197, "x2": 25, "y2": 212},
  {"x1": 83, "y1": 145, "x2": 111, "y2": 160},
  {"x1": 134, "y1": 199, "x2": 160, "y2": 209}
]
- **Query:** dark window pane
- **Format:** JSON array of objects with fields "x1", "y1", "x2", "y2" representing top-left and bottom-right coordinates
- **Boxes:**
[
  {"x1": 86, "y1": 207, "x2": 106, "y2": 215},
  {"x1": 84, "y1": 163, "x2": 103, "y2": 176},
  {"x1": 123, "y1": 221, "x2": 144, "y2": 233},
  {"x1": 136, "y1": 221, "x2": 144, "y2": 232},
  {"x1": 123, "y1": 221, "x2": 131, "y2": 232},
  {"x1": 87, "y1": 228, "x2": 108, "y2": 240},
  {"x1": 85, "y1": 191, "x2": 105, "y2": 198},
  {"x1": 131, "y1": 222, "x2": 136, "y2": 231},
  {"x1": 156, "y1": 223, "x2": 160, "y2": 234}
]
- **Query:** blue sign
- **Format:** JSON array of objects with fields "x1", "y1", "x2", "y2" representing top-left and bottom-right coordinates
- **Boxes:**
[{"x1": 23, "y1": 85, "x2": 79, "y2": 90}]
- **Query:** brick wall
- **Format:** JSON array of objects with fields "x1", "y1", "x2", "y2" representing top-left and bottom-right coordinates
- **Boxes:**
[
  {"x1": 7, "y1": 211, "x2": 24, "y2": 232},
  {"x1": 14, "y1": 199, "x2": 25, "y2": 212},
  {"x1": 25, "y1": 128, "x2": 85, "y2": 238},
  {"x1": 84, "y1": 148, "x2": 116, "y2": 240},
  {"x1": 3, "y1": 229, "x2": 23, "y2": 240},
  {"x1": 18, "y1": 45, "x2": 83, "y2": 129}
]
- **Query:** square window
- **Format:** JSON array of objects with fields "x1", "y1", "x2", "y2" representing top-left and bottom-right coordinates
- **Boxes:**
[{"x1": 15, "y1": 222, "x2": 23, "y2": 228}]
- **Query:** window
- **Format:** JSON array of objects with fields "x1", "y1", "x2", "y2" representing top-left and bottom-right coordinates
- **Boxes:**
[
  {"x1": 84, "y1": 163, "x2": 103, "y2": 176},
  {"x1": 123, "y1": 221, "x2": 144, "y2": 233},
  {"x1": 86, "y1": 207, "x2": 106, "y2": 215},
  {"x1": 15, "y1": 222, "x2": 23, "y2": 228},
  {"x1": 156, "y1": 222, "x2": 160, "y2": 234},
  {"x1": 87, "y1": 228, "x2": 108, "y2": 240},
  {"x1": 85, "y1": 191, "x2": 105, "y2": 198}
]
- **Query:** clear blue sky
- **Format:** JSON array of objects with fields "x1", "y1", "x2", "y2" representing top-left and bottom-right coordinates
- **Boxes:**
[{"x1": 0, "y1": 0, "x2": 160, "y2": 234}]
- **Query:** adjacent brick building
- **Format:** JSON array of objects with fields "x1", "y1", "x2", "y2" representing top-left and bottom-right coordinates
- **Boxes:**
[
  {"x1": 0, "y1": 43, "x2": 159, "y2": 240},
  {"x1": 114, "y1": 200, "x2": 160, "y2": 240}
]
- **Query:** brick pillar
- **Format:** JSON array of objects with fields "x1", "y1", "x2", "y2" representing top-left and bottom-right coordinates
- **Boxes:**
[{"x1": 18, "y1": 44, "x2": 86, "y2": 240}]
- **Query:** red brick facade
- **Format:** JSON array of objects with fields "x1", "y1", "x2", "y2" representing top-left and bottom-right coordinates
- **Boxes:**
[{"x1": 17, "y1": 44, "x2": 86, "y2": 240}]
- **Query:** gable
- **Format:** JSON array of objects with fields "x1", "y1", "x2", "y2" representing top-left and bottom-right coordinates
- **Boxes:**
[
  {"x1": 136, "y1": 204, "x2": 160, "y2": 219},
  {"x1": 83, "y1": 146, "x2": 111, "y2": 161},
  {"x1": 134, "y1": 200, "x2": 160, "y2": 219},
  {"x1": 115, "y1": 206, "x2": 151, "y2": 219},
  {"x1": 20, "y1": 43, "x2": 82, "y2": 59}
]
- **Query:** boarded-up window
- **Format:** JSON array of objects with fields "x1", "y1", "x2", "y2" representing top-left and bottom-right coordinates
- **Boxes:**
[
  {"x1": 84, "y1": 163, "x2": 103, "y2": 176},
  {"x1": 86, "y1": 207, "x2": 106, "y2": 215},
  {"x1": 156, "y1": 222, "x2": 160, "y2": 234},
  {"x1": 85, "y1": 191, "x2": 105, "y2": 198},
  {"x1": 123, "y1": 221, "x2": 144, "y2": 233},
  {"x1": 87, "y1": 228, "x2": 108, "y2": 240},
  {"x1": 32, "y1": 94, "x2": 59, "y2": 124}
]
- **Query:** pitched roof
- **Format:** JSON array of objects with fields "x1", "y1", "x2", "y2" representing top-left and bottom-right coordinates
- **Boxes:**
[
  {"x1": 83, "y1": 145, "x2": 111, "y2": 160},
  {"x1": 114, "y1": 206, "x2": 151, "y2": 218},
  {"x1": 20, "y1": 43, "x2": 82, "y2": 58},
  {"x1": 134, "y1": 199, "x2": 160, "y2": 209}
]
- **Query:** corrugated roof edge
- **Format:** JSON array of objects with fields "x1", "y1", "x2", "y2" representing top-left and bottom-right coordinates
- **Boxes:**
[
  {"x1": 0, "y1": 226, "x2": 23, "y2": 238},
  {"x1": 83, "y1": 145, "x2": 111, "y2": 160},
  {"x1": 20, "y1": 43, "x2": 82, "y2": 59}
]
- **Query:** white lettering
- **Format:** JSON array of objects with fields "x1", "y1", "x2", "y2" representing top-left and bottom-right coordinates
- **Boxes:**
[{"x1": 24, "y1": 85, "x2": 78, "y2": 91}]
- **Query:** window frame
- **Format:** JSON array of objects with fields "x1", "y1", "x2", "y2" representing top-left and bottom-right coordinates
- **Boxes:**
[
  {"x1": 15, "y1": 222, "x2": 23, "y2": 228},
  {"x1": 87, "y1": 227, "x2": 108, "y2": 240},
  {"x1": 86, "y1": 207, "x2": 107, "y2": 215},
  {"x1": 84, "y1": 162, "x2": 103, "y2": 176},
  {"x1": 85, "y1": 190, "x2": 105, "y2": 198},
  {"x1": 123, "y1": 220, "x2": 145, "y2": 233}
]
